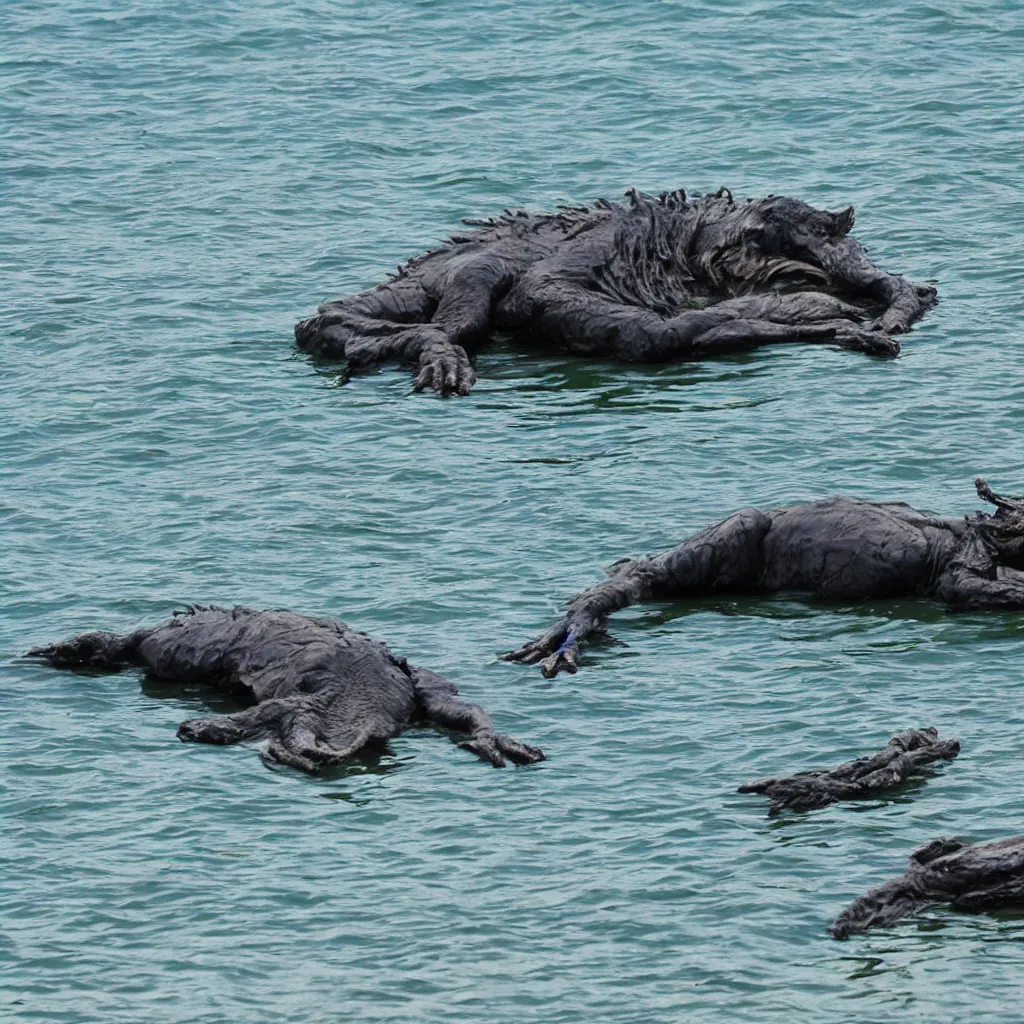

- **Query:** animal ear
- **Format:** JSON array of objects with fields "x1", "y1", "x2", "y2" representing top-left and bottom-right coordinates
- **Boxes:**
[{"x1": 832, "y1": 206, "x2": 855, "y2": 235}]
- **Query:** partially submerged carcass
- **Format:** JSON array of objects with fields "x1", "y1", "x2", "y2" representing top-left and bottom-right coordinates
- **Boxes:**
[
  {"x1": 831, "y1": 836, "x2": 1024, "y2": 938},
  {"x1": 296, "y1": 188, "x2": 936, "y2": 394},
  {"x1": 738, "y1": 728, "x2": 960, "y2": 816},
  {"x1": 507, "y1": 478, "x2": 1024, "y2": 677},
  {"x1": 28, "y1": 606, "x2": 545, "y2": 773}
]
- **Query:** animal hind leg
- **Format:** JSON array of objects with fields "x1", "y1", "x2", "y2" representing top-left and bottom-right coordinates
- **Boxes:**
[
  {"x1": 938, "y1": 565, "x2": 1024, "y2": 609},
  {"x1": 26, "y1": 628, "x2": 151, "y2": 670},
  {"x1": 411, "y1": 259, "x2": 515, "y2": 395},
  {"x1": 829, "y1": 879, "x2": 929, "y2": 939},
  {"x1": 329, "y1": 256, "x2": 512, "y2": 395},
  {"x1": 295, "y1": 282, "x2": 479, "y2": 396},
  {"x1": 532, "y1": 283, "x2": 900, "y2": 361},
  {"x1": 410, "y1": 666, "x2": 545, "y2": 766},
  {"x1": 297, "y1": 257, "x2": 508, "y2": 395},
  {"x1": 935, "y1": 529, "x2": 1024, "y2": 609},
  {"x1": 294, "y1": 277, "x2": 433, "y2": 359},
  {"x1": 733, "y1": 291, "x2": 903, "y2": 357},
  {"x1": 951, "y1": 878, "x2": 1024, "y2": 913},
  {"x1": 714, "y1": 290, "x2": 866, "y2": 324},
  {"x1": 178, "y1": 692, "x2": 394, "y2": 773},
  {"x1": 177, "y1": 697, "x2": 304, "y2": 746},
  {"x1": 264, "y1": 715, "x2": 395, "y2": 773}
]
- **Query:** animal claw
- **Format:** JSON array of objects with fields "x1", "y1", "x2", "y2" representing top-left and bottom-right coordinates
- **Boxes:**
[
  {"x1": 459, "y1": 735, "x2": 506, "y2": 767},
  {"x1": 832, "y1": 323, "x2": 900, "y2": 357},
  {"x1": 414, "y1": 344, "x2": 476, "y2": 397},
  {"x1": 495, "y1": 734, "x2": 546, "y2": 765},
  {"x1": 502, "y1": 643, "x2": 543, "y2": 665},
  {"x1": 460, "y1": 731, "x2": 545, "y2": 767},
  {"x1": 540, "y1": 647, "x2": 578, "y2": 678}
]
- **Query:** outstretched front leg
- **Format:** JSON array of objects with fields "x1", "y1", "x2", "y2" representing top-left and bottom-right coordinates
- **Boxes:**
[
  {"x1": 505, "y1": 508, "x2": 772, "y2": 676},
  {"x1": 705, "y1": 292, "x2": 901, "y2": 357},
  {"x1": 409, "y1": 666, "x2": 544, "y2": 767},
  {"x1": 528, "y1": 284, "x2": 897, "y2": 362}
]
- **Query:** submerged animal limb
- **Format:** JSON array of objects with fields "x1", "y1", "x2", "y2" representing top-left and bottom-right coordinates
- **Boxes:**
[
  {"x1": 505, "y1": 507, "x2": 770, "y2": 677},
  {"x1": 831, "y1": 836, "x2": 1024, "y2": 938},
  {"x1": 28, "y1": 606, "x2": 544, "y2": 773},
  {"x1": 738, "y1": 728, "x2": 960, "y2": 816},
  {"x1": 409, "y1": 665, "x2": 543, "y2": 767}
]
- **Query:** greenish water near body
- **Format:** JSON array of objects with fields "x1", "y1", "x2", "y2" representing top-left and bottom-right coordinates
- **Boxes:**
[{"x1": 2, "y1": 0, "x2": 1024, "y2": 1020}]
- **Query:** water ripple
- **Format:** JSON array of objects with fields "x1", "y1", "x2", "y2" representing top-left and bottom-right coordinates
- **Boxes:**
[{"x1": 3, "y1": 0, "x2": 1024, "y2": 1021}]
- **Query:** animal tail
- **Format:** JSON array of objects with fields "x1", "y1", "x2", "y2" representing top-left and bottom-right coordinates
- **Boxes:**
[{"x1": 26, "y1": 628, "x2": 147, "y2": 670}]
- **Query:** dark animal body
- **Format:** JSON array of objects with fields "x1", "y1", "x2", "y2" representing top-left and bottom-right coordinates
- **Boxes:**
[
  {"x1": 831, "y1": 836, "x2": 1024, "y2": 938},
  {"x1": 295, "y1": 188, "x2": 937, "y2": 395},
  {"x1": 507, "y1": 478, "x2": 1024, "y2": 677},
  {"x1": 28, "y1": 606, "x2": 544, "y2": 773},
  {"x1": 738, "y1": 728, "x2": 960, "y2": 816}
]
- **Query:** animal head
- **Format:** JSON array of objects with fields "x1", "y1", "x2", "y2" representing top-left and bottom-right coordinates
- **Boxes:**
[
  {"x1": 690, "y1": 191, "x2": 862, "y2": 293},
  {"x1": 975, "y1": 478, "x2": 1024, "y2": 562},
  {"x1": 746, "y1": 195, "x2": 856, "y2": 261}
]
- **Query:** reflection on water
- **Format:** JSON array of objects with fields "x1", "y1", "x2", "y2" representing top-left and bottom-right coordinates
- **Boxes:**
[{"x1": 140, "y1": 671, "x2": 252, "y2": 717}]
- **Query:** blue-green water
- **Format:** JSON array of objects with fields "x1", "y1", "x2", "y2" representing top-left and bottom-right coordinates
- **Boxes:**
[{"x1": 3, "y1": 1, "x2": 1024, "y2": 1020}]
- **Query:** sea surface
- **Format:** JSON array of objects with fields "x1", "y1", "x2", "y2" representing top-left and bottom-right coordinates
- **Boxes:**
[{"x1": 3, "y1": 1, "x2": 1024, "y2": 1021}]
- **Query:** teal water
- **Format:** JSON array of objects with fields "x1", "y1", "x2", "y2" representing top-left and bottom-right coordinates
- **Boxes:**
[{"x1": 3, "y1": 1, "x2": 1024, "y2": 1020}]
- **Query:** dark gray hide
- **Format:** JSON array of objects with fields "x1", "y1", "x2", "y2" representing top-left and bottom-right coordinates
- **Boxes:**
[
  {"x1": 738, "y1": 728, "x2": 960, "y2": 816},
  {"x1": 507, "y1": 478, "x2": 1024, "y2": 677},
  {"x1": 831, "y1": 836, "x2": 1024, "y2": 938},
  {"x1": 28, "y1": 606, "x2": 545, "y2": 773},
  {"x1": 295, "y1": 188, "x2": 936, "y2": 395}
]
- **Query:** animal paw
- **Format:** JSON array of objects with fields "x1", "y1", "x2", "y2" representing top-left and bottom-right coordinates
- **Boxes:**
[
  {"x1": 261, "y1": 740, "x2": 320, "y2": 773},
  {"x1": 504, "y1": 625, "x2": 581, "y2": 677},
  {"x1": 459, "y1": 730, "x2": 545, "y2": 767},
  {"x1": 414, "y1": 342, "x2": 476, "y2": 396},
  {"x1": 833, "y1": 324, "x2": 900, "y2": 357},
  {"x1": 177, "y1": 716, "x2": 241, "y2": 745},
  {"x1": 875, "y1": 285, "x2": 938, "y2": 335},
  {"x1": 493, "y1": 733, "x2": 546, "y2": 765},
  {"x1": 874, "y1": 312, "x2": 911, "y2": 336}
]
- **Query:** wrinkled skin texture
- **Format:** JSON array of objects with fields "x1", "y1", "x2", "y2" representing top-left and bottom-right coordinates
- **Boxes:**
[
  {"x1": 738, "y1": 728, "x2": 960, "y2": 817},
  {"x1": 295, "y1": 188, "x2": 937, "y2": 395},
  {"x1": 28, "y1": 606, "x2": 545, "y2": 773},
  {"x1": 507, "y1": 478, "x2": 1024, "y2": 677},
  {"x1": 831, "y1": 835, "x2": 1024, "y2": 939}
]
